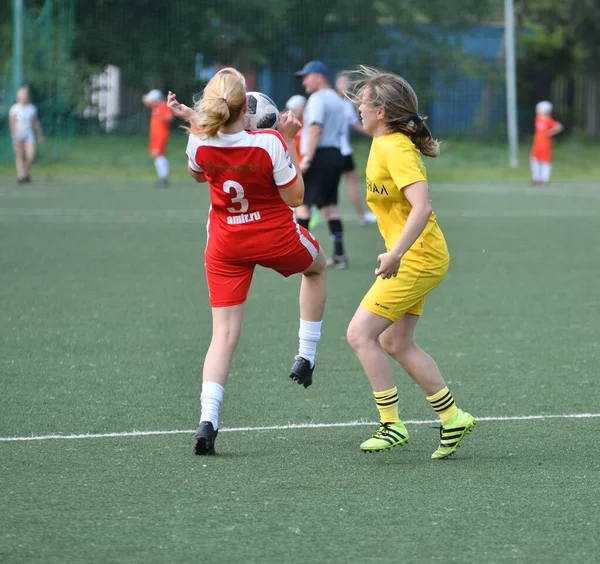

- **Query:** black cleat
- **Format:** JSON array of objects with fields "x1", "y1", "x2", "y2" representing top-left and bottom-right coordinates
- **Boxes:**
[
  {"x1": 289, "y1": 356, "x2": 314, "y2": 388},
  {"x1": 194, "y1": 421, "x2": 218, "y2": 455}
]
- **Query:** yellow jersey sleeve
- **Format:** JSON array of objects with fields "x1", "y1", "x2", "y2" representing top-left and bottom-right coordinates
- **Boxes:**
[{"x1": 386, "y1": 144, "x2": 427, "y2": 191}]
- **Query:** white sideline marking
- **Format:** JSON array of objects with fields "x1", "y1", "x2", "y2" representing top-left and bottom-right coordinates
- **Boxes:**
[{"x1": 1, "y1": 413, "x2": 599, "y2": 443}]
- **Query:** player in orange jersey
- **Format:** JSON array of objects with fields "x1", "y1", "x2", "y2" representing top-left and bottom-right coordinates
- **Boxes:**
[
  {"x1": 530, "y1": 101, "x2": 563, "y2": 185},
  {"x1": 142, "y1": 89, "x2": 173, "y2": 187}
]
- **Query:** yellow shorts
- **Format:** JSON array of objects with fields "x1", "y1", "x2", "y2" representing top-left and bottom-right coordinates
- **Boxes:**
[{"x1": 360, "y1": 261, "x2": 449, "y2": 322}]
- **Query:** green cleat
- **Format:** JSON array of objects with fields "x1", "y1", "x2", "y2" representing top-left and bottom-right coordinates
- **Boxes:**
[
  {"x1": 360, "y1": 421, "x2": 409, "y2": 453},
  {"x1": 308, "y1": 214, "x2": 319, "y2": 231},
  {"x1": 431, "y1": 409, "x2": 475, "y2": 459}
]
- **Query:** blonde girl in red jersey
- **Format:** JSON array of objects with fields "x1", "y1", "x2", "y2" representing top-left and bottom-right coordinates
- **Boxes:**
[
  {"x1": 345, "y1": 66, "x2": 474, "y2": 459},
  {"x1": 167, "y1": 68, "x2": 327, "y2": 456},
  {"x1": 530, "y1": 101, "x2": 563, "y2": 185}
]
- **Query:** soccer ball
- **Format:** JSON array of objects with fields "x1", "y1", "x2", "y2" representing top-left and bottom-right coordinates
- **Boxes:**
[{"x1": 244, "y1": 92, "x2": 280, "y2": 131}]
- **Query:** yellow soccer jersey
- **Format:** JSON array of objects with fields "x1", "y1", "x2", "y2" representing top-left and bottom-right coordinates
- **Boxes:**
[{"x1": 365, "y1": 132, "x2": 449, "y2": 268}]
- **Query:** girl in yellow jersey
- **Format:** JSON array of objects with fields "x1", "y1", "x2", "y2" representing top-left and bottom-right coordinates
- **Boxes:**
[{"x1": 346, "y1": 66, "x2": 475, "y2": 459}]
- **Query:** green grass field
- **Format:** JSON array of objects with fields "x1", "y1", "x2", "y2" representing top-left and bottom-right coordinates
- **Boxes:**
[
  {"x1": 1, "y1": 142, "x2": 600, "y2": 563},
  {"x1": 2, "y1": 133, "x2": 600, "y2": 183}
]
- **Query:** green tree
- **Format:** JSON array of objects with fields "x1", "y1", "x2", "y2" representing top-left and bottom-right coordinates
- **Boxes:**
[
  {"x1": 519, "y1": 0, "x2": 600, "y2": 76},
  {"x1": 517, "y1": 0, "x2": 600, "y2": 136},
  {"x1": 370, "y1": 0, "x2": 499, "y2": 99}
]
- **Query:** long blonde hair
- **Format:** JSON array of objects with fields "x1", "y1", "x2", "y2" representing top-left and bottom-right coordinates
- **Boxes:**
[
  {"x1": 188, "y1": 67, "x2": 247, "y2": 137},
  {"x1": 347, "y1": 65, "x2": 440, "y2": 158}
]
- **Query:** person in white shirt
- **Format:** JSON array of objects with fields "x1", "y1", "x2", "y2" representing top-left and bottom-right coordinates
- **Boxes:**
[
  {"x1": 295, "y1": 60, "x2": 349, "y2": 269},
  {"x1": 336, "y1": 72, "x2": 377, "y2": 226},
  {"x1": 9, "y1": 86, "x2": 44, "y2": 184}
]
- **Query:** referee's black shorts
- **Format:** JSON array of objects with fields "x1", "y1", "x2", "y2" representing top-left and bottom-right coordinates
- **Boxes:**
[
  {"x1": 302, "y1": 147, "x2": 343, "y2": 208},
  {"x1": 341, "y1": 154, "x2": 356, "y2": 173}
]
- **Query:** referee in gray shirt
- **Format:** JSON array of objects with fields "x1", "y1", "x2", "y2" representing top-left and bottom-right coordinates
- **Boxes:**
[{"x1": 295, "y1": 60, "x2": 348, "y2": 269}]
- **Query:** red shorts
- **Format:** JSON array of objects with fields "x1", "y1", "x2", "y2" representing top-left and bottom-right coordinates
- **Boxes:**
[
  {"x1": 149, "y1": 136, "x2": 168, "y2": 156},
  {"x1": 205, "y1": 226, "x2": 320, "y2": 307},
  {"x1": 531, "y1": 140, "x2": 552, "y2": 162}
]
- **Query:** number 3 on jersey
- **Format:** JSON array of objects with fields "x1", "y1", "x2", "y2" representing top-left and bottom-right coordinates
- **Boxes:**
[{"x1": 223, "y1": 180, "x2": 249, "y2": 213}]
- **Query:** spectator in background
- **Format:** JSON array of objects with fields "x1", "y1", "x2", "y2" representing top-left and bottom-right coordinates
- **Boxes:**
[
  {"x1": 335, "y1": 72, "x2": 377, "y2": 226},
  {"x1": 9, "y1": 86, "x2": 44, "y2": 184},
  {"x1": 530, "y1": 100, "x2": 563, "y2": 185},
  {"x1": 295, "y1": 61, "x2": 348, "y2": 269},
  {"x1": 142, "y1": 89, "x2": 173, "y2": 187},
  {"x1": 286, "y1": 94, "x2": 322, "y2": 230}
]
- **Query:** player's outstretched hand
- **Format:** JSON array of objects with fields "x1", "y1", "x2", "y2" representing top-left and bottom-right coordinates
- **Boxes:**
[
  {"x1": 278, "y1": 110, "x2": 302, "y2": 143},
  {"x1": 167, "y1": 91, "x2": 195, "y2": 121},
  {"x1": 375, "y1": 251, "x2": 401, "y2": 279}
]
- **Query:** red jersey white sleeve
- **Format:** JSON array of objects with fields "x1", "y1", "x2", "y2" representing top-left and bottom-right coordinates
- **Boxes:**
[{"x1": 185, "y1": 129, "x2": 301, "y2": 261}]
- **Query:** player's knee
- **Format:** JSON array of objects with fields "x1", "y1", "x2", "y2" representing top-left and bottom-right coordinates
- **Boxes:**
[
  {"x1": 347, "y1": 320, "x2": 368, "y2": 352},
  {"x1": 302, "y1": 250, "x2": 326, "y2": 277},
  {"x1": 212, "y1": 324, "x2": 241, "y2": 349},
  {"x1": 346, "y1": 325, "x2": 359, "y2": 351},
  {"x1": 381, "y1": 334, "x2": 412, "y2": 359},
  {"x1": 320, "y1": 208, "x2": 329, "y2": 221},
  {"x1": 312, "y1": 250, "x2": 327, "y2": 273}
]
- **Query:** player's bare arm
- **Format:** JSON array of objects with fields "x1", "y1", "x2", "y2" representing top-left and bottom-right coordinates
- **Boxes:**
[
  {"x1": 550, "y1": 122, "x2": 564, "y2": 136},
  {"x1": 167, "y1": 91, "x2": 195, "y2": 122},
  {"x1": 33, "y1": 115, "x2": 44, "y2": 143},
  {"x1": 375, "y1": 181, "x2": 432, "y2": 279},
  {"x1": 188, "y1": 166, "x2": 207, "y2": 183},
  {"x1": 299, "y1": 123, "x2": 321, "y2": 174},
  {"x1": 9, "y1": 115, "x2": 16, "y2": 139}
]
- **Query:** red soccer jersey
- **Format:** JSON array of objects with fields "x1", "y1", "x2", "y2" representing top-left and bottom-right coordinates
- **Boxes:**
[
  {"x1": 186, "y1": 129, "x2": 300, "y2": 261},
  {"x1": 531, "y1": 115, "x2": 558, "y2": 162}
]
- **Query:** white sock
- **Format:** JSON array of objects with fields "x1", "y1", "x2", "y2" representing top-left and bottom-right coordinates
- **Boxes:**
[
  {"x1": 199, "y1": 381, "x2": 224, "y2": 430},
  {"x1": 540, "y1": 162, "x2": 552, "y2": 183},
  {"x1": 298, "y1": 319, "x2": 322, "y2": 368},
  {"x1": 154, "y1": 155, "x2": 169, "y2": 179},
  {"x1": 530, "y1": 158, "x2": 541, "y2": 182}
]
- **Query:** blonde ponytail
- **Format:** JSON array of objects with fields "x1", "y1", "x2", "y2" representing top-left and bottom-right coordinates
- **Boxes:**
[{"x1": 188, "y1": 68, "x2": 247, "y2": 137}]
